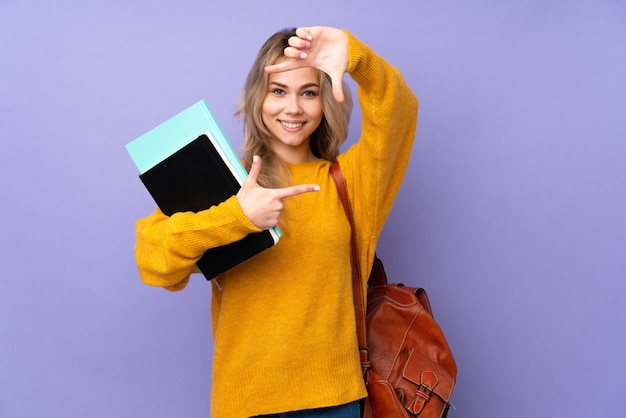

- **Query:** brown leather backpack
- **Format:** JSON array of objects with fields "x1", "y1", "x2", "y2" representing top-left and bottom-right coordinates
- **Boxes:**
[{"x1": 363, "y1": 258, "x2": 457, "y2": 417}]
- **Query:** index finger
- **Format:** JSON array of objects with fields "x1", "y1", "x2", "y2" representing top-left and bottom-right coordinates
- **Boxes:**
[{"x1": 275, "y1": 184, "x2": 321, "y2": 200}]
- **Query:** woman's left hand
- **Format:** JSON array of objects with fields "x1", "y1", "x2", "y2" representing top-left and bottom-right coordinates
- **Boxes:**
[{"x1": 265, "y1": 26, "x2": 348, "y2": 103}]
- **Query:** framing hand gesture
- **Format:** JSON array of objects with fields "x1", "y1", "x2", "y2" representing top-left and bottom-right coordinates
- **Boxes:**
[{"x1": 265, "y1": 26, "x2": 349, "y2": 103}]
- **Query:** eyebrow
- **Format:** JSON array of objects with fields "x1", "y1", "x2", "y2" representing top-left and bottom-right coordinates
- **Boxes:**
[{"x1": 269, "y1": 81, "x2": 320, "y2": 90}]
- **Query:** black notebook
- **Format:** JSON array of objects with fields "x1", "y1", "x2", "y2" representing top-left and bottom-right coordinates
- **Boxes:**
[{"x1": 126, "y1": 101, "x2": 280, "y2": 280}]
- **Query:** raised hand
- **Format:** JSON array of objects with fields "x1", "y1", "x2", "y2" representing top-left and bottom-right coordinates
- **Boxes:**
[
  {"x1": 236, "y1": 155, "x2": 320, "y2": 230},
  {"x1": 265, "y1": 26, "x2": 349, "y2": 103}
]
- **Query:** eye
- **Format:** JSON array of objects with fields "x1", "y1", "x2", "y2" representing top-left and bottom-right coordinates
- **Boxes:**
[
  {"x1": 271, "y1": 88, "x2": 286, "y2": 95},
  {"x1": 302, "y1": 90, "x2": 318, "y2": 98}
]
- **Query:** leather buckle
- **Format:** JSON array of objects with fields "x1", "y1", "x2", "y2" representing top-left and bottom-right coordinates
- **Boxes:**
[
  {"x1": 406, "y1": 371, "x2": 439, "y2": 415},
  {"x1": 359, "y1": 346, "x2": 371, "y2": 383}
]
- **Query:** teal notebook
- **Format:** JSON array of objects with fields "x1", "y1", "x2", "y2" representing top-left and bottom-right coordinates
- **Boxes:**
[{"x1": 126, "y1": 100, "x2": 281, "y2": 280}]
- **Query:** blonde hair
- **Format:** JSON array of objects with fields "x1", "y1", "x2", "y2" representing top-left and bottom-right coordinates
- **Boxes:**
[{"x1": 236, "y1": 28, "x2": 353, "y2": 188}]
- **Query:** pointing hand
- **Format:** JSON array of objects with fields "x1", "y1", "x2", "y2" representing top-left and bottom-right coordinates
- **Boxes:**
[{"x1": 236, "y1": 155, "x2": 320, "y2": 229}]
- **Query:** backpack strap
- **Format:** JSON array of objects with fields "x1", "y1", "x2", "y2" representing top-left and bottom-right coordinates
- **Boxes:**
[{"x1": 330, "y1": 161, "x2": 370, "y2": 377}]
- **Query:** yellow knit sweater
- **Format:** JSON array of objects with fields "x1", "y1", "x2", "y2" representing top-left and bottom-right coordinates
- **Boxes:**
[{"x1": 134, "y1": 31, "x2": 418, "y2": 417}]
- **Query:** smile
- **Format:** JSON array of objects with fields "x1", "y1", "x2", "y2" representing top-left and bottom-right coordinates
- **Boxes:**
[{"x1": 280, "y1": 121, "x2": 304, "y2": 129}]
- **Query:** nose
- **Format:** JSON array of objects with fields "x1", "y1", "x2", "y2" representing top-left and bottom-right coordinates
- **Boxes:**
[{"x1": 285, "y1": 94, "x2": 303, "y2": 114}]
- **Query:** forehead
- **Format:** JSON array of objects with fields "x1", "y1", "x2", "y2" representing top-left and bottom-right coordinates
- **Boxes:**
[{"x1": 267, "y1": 67, "x2": 319, "y2": 87}]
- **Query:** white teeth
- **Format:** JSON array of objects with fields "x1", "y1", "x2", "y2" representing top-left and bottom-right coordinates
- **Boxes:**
[{"x1": 281, "y1": 121, "x2": 303, "y2": 129}]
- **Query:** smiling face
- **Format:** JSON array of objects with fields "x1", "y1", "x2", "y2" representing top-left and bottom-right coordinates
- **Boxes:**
[{"x1": 261, "y1": 66, "x2": 324, "y2": 163}]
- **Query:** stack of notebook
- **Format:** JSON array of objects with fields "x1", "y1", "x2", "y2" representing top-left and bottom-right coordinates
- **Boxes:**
[{"x1": 125, "y1": 100, "x2": 281, "y2": 280}]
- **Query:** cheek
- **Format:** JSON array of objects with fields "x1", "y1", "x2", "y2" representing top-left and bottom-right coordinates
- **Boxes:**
[
  {"x1": 261, "y1": 101, "x2": 276, "y2": 128},
  {"x1": 307, "y1": 102, "x2": 324, "y2": 126},
  {"x1": 262, "y1": 97, "x2": 280, "y2": 118}
]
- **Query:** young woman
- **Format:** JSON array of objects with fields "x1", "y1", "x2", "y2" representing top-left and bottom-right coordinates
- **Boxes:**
[{"x1": 134, "y1": 26, "x2": 418, "y2": 418}]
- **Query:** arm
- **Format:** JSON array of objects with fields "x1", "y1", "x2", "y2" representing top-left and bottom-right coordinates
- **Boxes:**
[
  {"x1": 341, "y1": 31, "x2": 419, "y2": 281},
  {"x1": 134, "y1": 196, "x2": 260, "y2": 291},
  {"x1": 342, "y1": 30, "x2": 419, "y2": 235},
  {"x1": 134, "y1": 157, "x2": 319, "y2": 290}
]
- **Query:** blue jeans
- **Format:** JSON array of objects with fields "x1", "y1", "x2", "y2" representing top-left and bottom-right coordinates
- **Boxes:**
[{"x1": 253, "y1": 400, "x2": 361, "y2": 418}]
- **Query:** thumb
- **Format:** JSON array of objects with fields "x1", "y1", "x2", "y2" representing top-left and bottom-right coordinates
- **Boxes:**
[
  {"x1": 265, "y1": 59, "x2": 299, "y2": 74},
  {"x1": 330, "y1": 73, "x2": 345, "y2": 103}
]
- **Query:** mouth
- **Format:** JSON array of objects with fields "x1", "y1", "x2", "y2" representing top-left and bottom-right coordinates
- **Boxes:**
[{"x1": 280, "y1": 120, "x2": 305, "y2": 129}]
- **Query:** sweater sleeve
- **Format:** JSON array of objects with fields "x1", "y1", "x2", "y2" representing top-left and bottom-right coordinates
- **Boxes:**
[
  {"x1": 338, "y1": 31, "x2": 419, "y2": 281},
  {"x1": 134, "y1": 195, "x2": 262, "y2": 291}
]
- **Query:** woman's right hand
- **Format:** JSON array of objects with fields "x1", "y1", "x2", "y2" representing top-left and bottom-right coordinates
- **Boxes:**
[{"x1": 236, "y1": 155, "x2": 320, "y2": 230}]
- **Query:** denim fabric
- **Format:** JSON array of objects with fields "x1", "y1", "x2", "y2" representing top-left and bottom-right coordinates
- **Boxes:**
[{"x1": 253, "y1": 400, "x2": 360, "y2": 418}]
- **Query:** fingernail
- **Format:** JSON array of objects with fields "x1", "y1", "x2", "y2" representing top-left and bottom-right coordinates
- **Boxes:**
[
  {"x1": 313, "y1": 185, "x2": 320, "y2": 191},
  {"x1": 300, "y1": 52, "x2": 307, "y2": 59},
  {"x1": 253, "y1": 155, "x2": 259, "y2": 163}
]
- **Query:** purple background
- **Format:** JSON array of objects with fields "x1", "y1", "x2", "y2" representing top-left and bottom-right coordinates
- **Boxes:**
[{"x1": 1, "y1": 0, "x2": 625, "y2": 417}]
